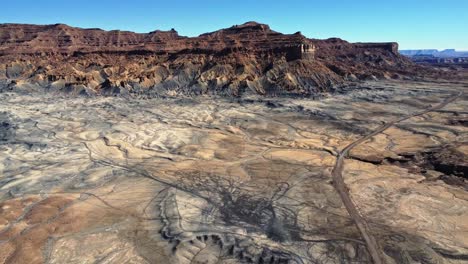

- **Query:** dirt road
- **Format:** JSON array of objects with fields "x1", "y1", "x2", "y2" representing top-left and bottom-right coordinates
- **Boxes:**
[{"x1": 331, "y1": 91, "x2": 463, "y2": 264}]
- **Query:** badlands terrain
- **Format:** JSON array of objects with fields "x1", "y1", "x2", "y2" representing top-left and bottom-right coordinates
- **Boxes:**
[
  {"x1": 0, "y1": 22, "x2": 467, "y2": 264},
  {"x1": 0, "y1": 22, "x2": 452, "y2": 97},
  {"x1": 0, "y1": 79, "x2": 467, "y2": 264}
]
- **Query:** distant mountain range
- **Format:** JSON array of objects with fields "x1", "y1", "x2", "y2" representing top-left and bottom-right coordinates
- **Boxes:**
[{"x1": 400, "y1": 49, "x2": 468, "y2": 58}]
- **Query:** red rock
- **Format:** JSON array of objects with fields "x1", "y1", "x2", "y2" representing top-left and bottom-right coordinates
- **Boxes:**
[{"x1": 0, "y1": 22, "x2": 443, "y2": 96}]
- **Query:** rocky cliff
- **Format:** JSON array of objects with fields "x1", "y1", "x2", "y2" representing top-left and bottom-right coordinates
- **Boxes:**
[{"x1": 0, "y1": 22, "x2": 438, "y2": 96}]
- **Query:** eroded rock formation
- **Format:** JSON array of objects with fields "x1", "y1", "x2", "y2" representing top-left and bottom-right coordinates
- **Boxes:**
[
  {"x1": 1, "y1": 80, "x2": 467, "y2": 263},
  {"x1": 0, "y1": 22, "x2": 443, "y2": 96}
]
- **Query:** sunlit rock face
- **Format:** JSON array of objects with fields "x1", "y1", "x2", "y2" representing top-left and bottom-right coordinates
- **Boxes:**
[
  {"x1": 0, "y1": 79, "x2": 467, "y2": 263},
  {"x1": 1, "y1": 22, "x2": 451, "y2": 98}
]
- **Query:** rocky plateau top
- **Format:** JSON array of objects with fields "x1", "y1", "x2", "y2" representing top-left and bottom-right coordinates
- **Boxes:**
[{"x1": 0, "y1": 22, "x2": 450, "y2": 96}]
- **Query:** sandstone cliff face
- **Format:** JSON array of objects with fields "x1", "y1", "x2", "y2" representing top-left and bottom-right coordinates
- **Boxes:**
[
  {"x1": 0, "y1": 22, "x2": 437, "y2": 96},
  {"x1": 313, "y1": 38, "x2": 421, "y2": 80},
  {"x1": 0, "y1": 22, "x2": 310, "y2": 56}
]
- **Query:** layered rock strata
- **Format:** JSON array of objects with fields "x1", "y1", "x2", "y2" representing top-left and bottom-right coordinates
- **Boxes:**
[{"x1": 0, "y1": 22, "x2": 439, "y2": 96}]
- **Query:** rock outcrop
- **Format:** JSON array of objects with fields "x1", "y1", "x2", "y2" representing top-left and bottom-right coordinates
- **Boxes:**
[
  {"x1": 0, "y1": 22, "x2": 312, "y2": 56},
  {"x1": 0, "y1": 22, "x2": 440, "y2": 96}
]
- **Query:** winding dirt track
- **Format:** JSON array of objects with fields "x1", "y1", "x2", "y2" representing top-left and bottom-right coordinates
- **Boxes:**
[{"x1": 331, "y1": 91, "x2": 463, "y2": 264}]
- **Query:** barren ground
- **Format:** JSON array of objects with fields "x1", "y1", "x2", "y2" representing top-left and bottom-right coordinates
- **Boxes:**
[{"x1": 0, "y1": 80, "x2": 467, "y2": 264}]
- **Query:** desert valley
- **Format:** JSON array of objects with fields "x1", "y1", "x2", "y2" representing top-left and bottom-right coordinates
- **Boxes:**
[{"x1": 0, "y1": 21, "x2": 467, "y2": 264}]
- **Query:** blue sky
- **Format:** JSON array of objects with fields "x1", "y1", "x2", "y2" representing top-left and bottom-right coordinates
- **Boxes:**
[{"x1": 2, "y1": 0, "x2": 467, "y2": 50}]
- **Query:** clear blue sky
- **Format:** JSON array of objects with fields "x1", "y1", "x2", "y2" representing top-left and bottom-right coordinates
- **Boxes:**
[{"x1": 2, "y1": 0, "x2": 467, "y2": 50}]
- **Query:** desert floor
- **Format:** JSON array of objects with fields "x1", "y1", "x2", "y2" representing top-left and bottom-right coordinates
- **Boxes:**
[{"x1": 0, "y1": 80, "x2": 467, "y2": 264}]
